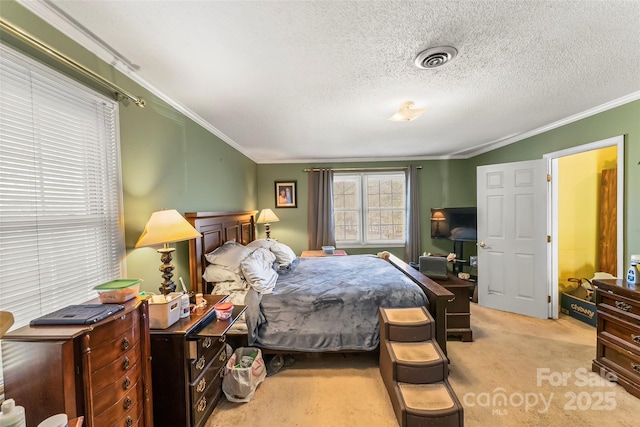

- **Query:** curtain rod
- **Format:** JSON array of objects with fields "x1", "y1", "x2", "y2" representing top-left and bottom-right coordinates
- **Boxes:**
[
  {"x1": 0, "y1": 19, "x2": 146, "y2": 108},
  {"x1": 304, "y1": 166, "x2": 421, "y2": 172}
]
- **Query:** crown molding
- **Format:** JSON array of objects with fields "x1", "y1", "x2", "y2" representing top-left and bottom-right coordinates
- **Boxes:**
[
  {"x1": 464, "y1": 91, "x2": 640, "y2": 158},
  {"x1": 18, "y1": 0, "x2": 257, "y2": 162}
]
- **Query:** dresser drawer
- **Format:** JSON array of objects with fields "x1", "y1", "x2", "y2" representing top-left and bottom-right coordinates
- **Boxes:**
[
  {"x1": 188, "y1": 335, "x2": 226, "y2": 361},
  {"x1": 599, "y1": 291, "x2": 640, "y2": 319},
  {"x1": 599, "y1": 338, "x2": 640, "y2": 382},
  {"x1": 92, "y1": 345, "x2": 142, "y2": 392},
  {"x1": 93, "y1": 362, "x2": 142, "y2": 415},
  {"x1": 188, "y1": 336, "x2": 226, "y2": 381},
  {"x1": 598, "y1": 310, "x2": 640, "y2": 352},
  {"x1": 93, "y1": 377, "x2": 144, "y2": 426},
  {"x1": 113, "y1": 400, "x2": 144, "y2": 427},
  {"x1": 91, "y1": 310, "x2": 139, "y2": 345},
  {"x1": 192, "y1": 371, "x2": 223, "y2": 427},
  {"x1": 190, "y1": 345, "x2": 226, "y2": 404},
  {"x1": 90, "y1": 329, "x2": 141, "y2": 371}
]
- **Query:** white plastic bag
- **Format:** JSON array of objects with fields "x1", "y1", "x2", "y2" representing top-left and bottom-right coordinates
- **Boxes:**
[{"x1": 222, "y1": 347, "x2": 267, "y2": 403}]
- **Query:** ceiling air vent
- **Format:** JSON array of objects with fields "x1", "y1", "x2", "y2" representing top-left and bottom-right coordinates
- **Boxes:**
[{"x1": 414, "y1": 46, "x2": 458, "y2": 69}]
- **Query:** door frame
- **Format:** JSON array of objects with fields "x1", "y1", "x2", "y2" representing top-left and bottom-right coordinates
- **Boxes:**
[{"x1": 543, "y1": 135, "x2": 625, "y2": 319}]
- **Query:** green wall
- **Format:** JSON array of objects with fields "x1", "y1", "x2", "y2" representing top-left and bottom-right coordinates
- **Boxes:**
[
  {"x1": 470, "y1": 100, "x2": 640, "y2": 262},
  {"x1": 1, "y1": 2, "x2": 258, "y2": 293},
  {"x1": 256, "y1": 160, "x2": 477, "y2": 259},
  {"x1": 257, "y1": 101, "x2": 640, "y2": 263},
  {"x1": 2, "y1": 0, "x2": 637, "y2": 291}
]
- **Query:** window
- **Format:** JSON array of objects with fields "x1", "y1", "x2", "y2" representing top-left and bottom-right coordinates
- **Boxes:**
[
  {"x1": 333, "y1": 171, "x2": 406, "y2": 246},
  {"x1": 0, "y1": 45, "x2": 125, "y2": 331}
]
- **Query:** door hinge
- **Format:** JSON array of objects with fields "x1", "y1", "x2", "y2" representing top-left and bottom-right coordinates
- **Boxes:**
[
  {"x1": 547, "y1": 235, "x2": 551, "y2": 243},
  {"x1": 548, "y1": 295, "x2": 551, "y2": 303},
  {"x1": 547, "y1": 174, "x2": 551, "y2": 182}
]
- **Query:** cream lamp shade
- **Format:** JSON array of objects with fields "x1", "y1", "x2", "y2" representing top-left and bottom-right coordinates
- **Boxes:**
[
  {"x1": 256, "y1": 209, "x2": 280, "y2": 225},
  {"x1": 135, "y1": 209, "x2": 201, "y2": 248},
  {"x1": 388, "y1": 101, "x2": 426, "y2": 122},
  {"x1": 256, "y1": 209, "x2": 279, "y2": 239},
  {"x1": 135, "y1": 209, "x2": 201, "y2": 295}
]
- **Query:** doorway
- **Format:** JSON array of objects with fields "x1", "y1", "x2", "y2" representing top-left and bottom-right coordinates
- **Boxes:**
[{"x1": 546, "y1": 135, "x2": 625, "y2": 319}]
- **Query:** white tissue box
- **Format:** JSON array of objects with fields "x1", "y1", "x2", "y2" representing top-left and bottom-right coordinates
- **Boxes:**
[{"x1": 322, "y1": 246, "x2": 335, "y2": 255}]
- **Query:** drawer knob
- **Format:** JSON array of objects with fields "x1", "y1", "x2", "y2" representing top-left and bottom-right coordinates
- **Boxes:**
[
  {"x1": 202, "y1": 337, "x2": 212, "y2": 349},
  {"x1": 122, "y1": 357, "x2": 130, "y2": 371},
  {"x1": 196, "y1": 356, "x2": 206, "y2": 371},
  {"x1": 196, "y1": 378, "x2": 206, "y2": 393},
  {"x1": 632, "y1": 363, "x2": 640, "y2": 374},
  {"x1": 122, "y1": 337, "x2": 130, "y2": 351},
  {"x1": 197, "y1": 397, "x2": 207, "y2": 413},
  {"x1": 219, "y1": 352, "x2": 226, "y2": 362},
  {"x1": 123, "y1": 376, "x2": 131, "y2": 390},
  {"x1": 219, "y1": 335, "x2": 226, "y2": 344},
  {"x1": 125, "y1": 416, "x2": 133, "y2": 427},
  {"x1": 632, "y1": 334, "x2": 640, "y2": 344},
  {"x1": 123, "y1": 396, "x2": 132, "y2": 409},
  {"x1": 615, "y1": 301, "x2": 632, "y2": 312}
]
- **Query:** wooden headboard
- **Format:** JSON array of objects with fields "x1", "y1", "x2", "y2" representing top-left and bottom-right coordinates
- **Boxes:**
[{"x1": 186, "y1": 210, "x2": 258, "y2": 294}]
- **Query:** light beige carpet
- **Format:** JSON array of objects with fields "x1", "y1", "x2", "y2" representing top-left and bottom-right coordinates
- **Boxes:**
[{"x1": 206, "y1": 304, "x2": 640, "y2": 427}]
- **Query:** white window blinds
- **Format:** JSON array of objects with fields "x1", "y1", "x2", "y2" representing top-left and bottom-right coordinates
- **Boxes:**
[{"x1": 0, "y1": 44, "x2": 125, "y2": 331}]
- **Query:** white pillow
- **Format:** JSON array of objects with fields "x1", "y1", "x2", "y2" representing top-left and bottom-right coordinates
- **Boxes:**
[
  {"x1": 246, "y1": 238, "x2": 277, "y2": 250},
  {"x1": 240, "y1": 248, "x2": 278, "y2": 294},
  {"x1": 203, "y1": 264, "x2": 242, "y2": 283},
  {"x1": 211, "y1": 280, "x2": 249, "y2": 296},
  {"x1": 270, "y1": 242, "x2": 297, "y2": 266},
  {"x1": 204, "y1": 241, "x2": 252, "y2": 274}
]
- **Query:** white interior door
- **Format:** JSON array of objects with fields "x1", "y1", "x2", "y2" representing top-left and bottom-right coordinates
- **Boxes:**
[{"x1": 476, "y1": 159, "x2": 549, "y2": 319}]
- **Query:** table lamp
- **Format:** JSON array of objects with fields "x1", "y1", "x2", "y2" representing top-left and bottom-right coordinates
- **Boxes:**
[
  {"x1": 135, "y1": 209, "x2": 202, "y2": 295},
  {"x1": 256, "y1": 208, "x2": 279, "y2": 239},
  {"x1": 431, "y1": 210, "x2": 446, "y2": 237}
]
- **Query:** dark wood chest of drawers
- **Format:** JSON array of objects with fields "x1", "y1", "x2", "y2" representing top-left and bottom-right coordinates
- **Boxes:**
[
  {"x1": 1, "y1": 299, "x2": 153, "y2": 427},
  {"x1": 592, "y1": 279, "x2": 640, "y2": 399},
  {"x1": 149, "y1": 295, "x2": 245, "y2": 427}
]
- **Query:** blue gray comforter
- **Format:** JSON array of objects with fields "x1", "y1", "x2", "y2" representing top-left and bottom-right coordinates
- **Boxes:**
[{"x1": 244, "y1": 254, "x2": 428, "y2": 351}]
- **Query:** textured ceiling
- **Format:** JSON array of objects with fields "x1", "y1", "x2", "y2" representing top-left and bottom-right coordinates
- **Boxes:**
[{"x1": 23, "y1": 1, "x2": 640, "y2": 163}]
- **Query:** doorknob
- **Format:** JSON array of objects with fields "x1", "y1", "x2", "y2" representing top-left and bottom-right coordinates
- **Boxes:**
[{"x1": 478, "y1": 242, "x2": 486, "y2": 248}]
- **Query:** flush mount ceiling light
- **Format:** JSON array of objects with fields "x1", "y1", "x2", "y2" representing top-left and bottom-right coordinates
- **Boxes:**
[
  {"x1": 414, "y1": 46, "x2": 458, "y2": 69},
  {"x1": 388, "y1": 101, "x2": 426, "y2": 122}
]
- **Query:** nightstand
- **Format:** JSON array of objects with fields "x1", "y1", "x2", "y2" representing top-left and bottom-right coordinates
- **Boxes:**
[
  {"x1": 149, "y1": 295, "x2": 246, "y2": 427},
  {"x1": 428, "y1": 273, "x2": 474, "y2": 342}
]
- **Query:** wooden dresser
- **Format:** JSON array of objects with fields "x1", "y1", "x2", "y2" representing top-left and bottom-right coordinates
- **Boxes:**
[
  {"x1": 149, "y1": 295, "x2": 246, "y2": 427},
  {"x1": 1, "y1": 298, "x2": 153, "y2": 427},
  {"x1": 592, "y1": 279, "x2": 640, "y2": 399}
]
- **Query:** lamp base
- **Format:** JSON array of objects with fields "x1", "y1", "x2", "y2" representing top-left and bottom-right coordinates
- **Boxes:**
[
  {"x1": 157, "y1": 247, "x2": 176, "y2": 295},
  {"x1": 265, "y1": 223, "x2": 271, "y2": 239}
]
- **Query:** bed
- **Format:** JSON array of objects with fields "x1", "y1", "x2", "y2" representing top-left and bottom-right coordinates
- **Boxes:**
[{"x1": 186, "y1": 211, "x2": 453, "y2": 354}]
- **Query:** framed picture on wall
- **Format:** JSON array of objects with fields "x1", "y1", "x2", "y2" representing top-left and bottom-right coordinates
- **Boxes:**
[{"x1": 275, "y1": 181, "x2": 297, "y2": 208}]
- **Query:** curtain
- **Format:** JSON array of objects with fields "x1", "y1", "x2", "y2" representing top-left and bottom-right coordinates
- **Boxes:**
[
  {"x1": 307, "y1": 169, "x2": 336, "y2": 250},
  {"x1": 404, "y1": 165, "x2": 421, "y2": 262}
]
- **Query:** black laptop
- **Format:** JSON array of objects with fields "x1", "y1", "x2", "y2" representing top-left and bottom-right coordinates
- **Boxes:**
[{"x1": 30, "y1": 304, "x2": 124, "y2": 326}]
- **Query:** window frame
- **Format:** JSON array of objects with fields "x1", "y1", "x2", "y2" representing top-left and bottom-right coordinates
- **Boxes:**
[{"x1": 333, "y1": 171, "x2": 407, "y2": 248}]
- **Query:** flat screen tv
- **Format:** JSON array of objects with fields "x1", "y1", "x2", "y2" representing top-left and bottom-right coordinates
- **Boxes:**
[{"x1": 430, "y1": 207, "x2": 477, "y2": 242}]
